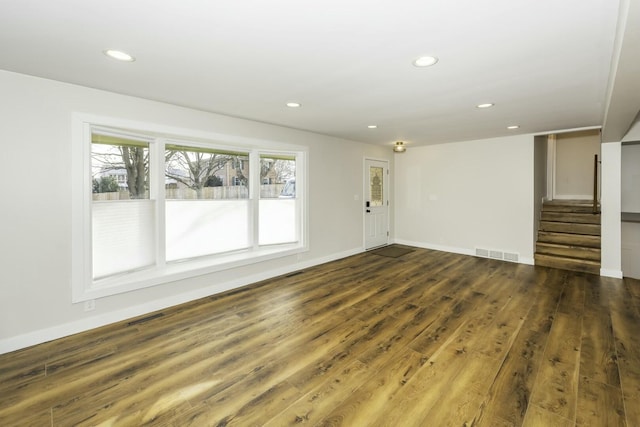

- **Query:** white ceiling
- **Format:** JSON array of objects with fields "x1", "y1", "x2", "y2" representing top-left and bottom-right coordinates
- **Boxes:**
[{"x1": 0, "y1": 0, "x2": 626, "y2": 147}]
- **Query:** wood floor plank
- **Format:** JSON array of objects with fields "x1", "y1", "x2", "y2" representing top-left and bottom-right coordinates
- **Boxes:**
[
  {"x1": 264, "y1": 360, "x2": 372, "y2": 426},
  {"x1": 557, "y1": 272, "x2": 586, "y2": 318},
  {"x1": 419, "y1": 352, "x2": 503, "y2": 426},
  {"x1": 522, "y1": 404, "x2": 574, "y2": 427},
  {"x1": 580, "y1": 309, "x2": 620, "y2": 386},
  {"x1": 473, "y1": 327, "x2": 550, "y2": 427},
  {"x1": 320, "y1": 348, "x2": 426, "y2": 426},
  {"x1": 608, "y1": 277, "x2": 640, "y2": 427},
  {"x1": 408, "y1": 293, "x2": 485, "y2": 357},
  {"x1": 575, "y1": 377, "x2": 626, "y2": 427},
  {"x1": 0, "y1": 246, "x2": 635, "y2": 426},
  {"x1": 522, "y1": 269, "x2": 565, "y2": 333},
  {"x1": 365, "y1": 346, "x2": 496, "y2": 426},
  {"x1": 529, "y1": 312, "x2": 582, "y2": 421}
]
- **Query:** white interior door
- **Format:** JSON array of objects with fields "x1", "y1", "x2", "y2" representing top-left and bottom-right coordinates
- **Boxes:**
[{"x1": 364, "y1": 159, "x2": 389, "y2": 249}]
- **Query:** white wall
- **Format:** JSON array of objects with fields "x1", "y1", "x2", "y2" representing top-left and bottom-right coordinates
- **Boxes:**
[
  {"x1": 393, "y1": 135, "x2": 535, "y2": 263},
  {"x1": 534, "y1": 135, "x2": 548, "y2": 245},
  {"x1": 621, "y1": 144, "x2": 640, "y2": 212},
  {"x1": 554, "y1": 129, "x2": 601, "y2": 199},
  {"x1": 600, "y1": 142, "x2": 623, "y2": 278},
  {"x1": 621, "y1": 118, "x2": 640, "y2": 279},
  {"x1": 0, "y1": 70, "x2": 391, "y2": 353},
  {"x1": 622, "y1": 222, "x2": 640, "y2": 279}
]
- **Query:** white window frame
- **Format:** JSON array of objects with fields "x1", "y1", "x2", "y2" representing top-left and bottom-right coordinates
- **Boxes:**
[{"x1": 71, "y1": 113, "x2": 308, "y2": 303}]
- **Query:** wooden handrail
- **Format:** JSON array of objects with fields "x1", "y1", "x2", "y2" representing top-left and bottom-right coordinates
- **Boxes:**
[{"x1": 593, "y1": 154, "x2": 599, "y2": 214}]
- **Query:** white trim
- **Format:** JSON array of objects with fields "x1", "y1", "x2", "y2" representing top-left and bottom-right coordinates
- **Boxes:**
[
  {"x1": 534, "y1": 125, "x2": 602, "y2": 137},
  {"x1": 72, "y1": 113, "x2": 309, "y2": 303},
  {"x1": 394, "y1": 238, "x2": 534, "y2": 265},
  {"x1": 547, "y1": 134, "x2": 556, "y2": 200},
  {"x1": 600, "y1": 268, "x2": 623, "y2": 278},
  {"x1": 0, "y1": 247, "x2": 362, "y2": 355},
  {"x1": 363, "y1": 157, "x2": 390, "y2": 250},
  {"x1": 394, "y1": 238, "x2": 474, "y2": 257}
]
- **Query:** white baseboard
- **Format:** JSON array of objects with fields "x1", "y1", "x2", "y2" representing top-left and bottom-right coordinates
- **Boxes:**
[
  {"x1": 600, "y1": 268, "x2": 624, "y2": 278},
  {"x1": 0, "y1": 247, "x2": 362, "y2": 355},
  {"x1": 393, "y1": 238, "x2": 534, "y2": 266},
  {"x1": 393, "y1": 238, "x2": 475, "y2": 257}
]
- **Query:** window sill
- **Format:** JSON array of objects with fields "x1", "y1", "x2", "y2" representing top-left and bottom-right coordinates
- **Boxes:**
[{"x1": 76, "y1": 243, "x2": 306, "y2": 302}]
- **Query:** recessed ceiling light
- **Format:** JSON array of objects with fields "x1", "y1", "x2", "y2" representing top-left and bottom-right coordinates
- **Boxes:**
[
  {"x1": 104, "y1": 49, "x2": 135, "y2": 62},
  {"x1": 476, "y1": 103, "x2": 494, "y2": 109},
  {"x1": 507, "y1": 125, "x2": 520, "y2": 130},
  {"x1": 413, "y1": 56, "x2": 438, "y2": 67},
  {"x1": 367, "y1": 125, "x2": 378, "y2": 129},
  {"x1": 286, "y1": 102, "x2": 301, "y2": 108}
]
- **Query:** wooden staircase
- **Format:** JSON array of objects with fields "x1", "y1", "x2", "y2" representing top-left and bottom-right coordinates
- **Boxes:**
[{"x1": 535, "y1": 200, "x2": 601, "y2": 275}]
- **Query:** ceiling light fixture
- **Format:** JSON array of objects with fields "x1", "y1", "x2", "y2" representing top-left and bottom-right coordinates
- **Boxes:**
[
  {"x1": 104, "y1": 49, "x2": 135, "y2": 62},
  {"x1": 507, "y1": 125, "x2": 520, "y2": 130},
  {"x1": 393, "y1": 141, "x2": 406, "y2": 153},
  {"x1": 476, "y1": 103, "x2": 494, "y2": 109},
  {"x1": 368, "y1": 125, "x2": 378, "y2": 129},
  {"x1": 286, "y1": 102, "x2": 301, "y2": 108},
  {"x1": 413, "y1": 56, "x2": 439, "y2": 67}
]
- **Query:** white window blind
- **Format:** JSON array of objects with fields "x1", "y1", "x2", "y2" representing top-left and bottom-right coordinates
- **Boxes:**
[
  {"x1": 166, "y1": 200, "x2": 250, "y2": 261},
  {"x1": 92, "y1": 200, "x2": 156, "y2": 278}
]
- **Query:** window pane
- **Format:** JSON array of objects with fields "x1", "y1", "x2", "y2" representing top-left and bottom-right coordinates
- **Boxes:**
[
  {"x1": 166, "y1": 200, "x2": 250, "y2": 261},
  {"x1": 259, "y1": 156, "x2": 296, "y2": 198},
  {"x1": 259, "y1": 155, "x2": 297, "y2": 245},
  {"x1": 91, "y1": 133, "x2": 154, "y2": 279},
  {"x1": 92, "y1": 134, "x2": 150, "y2": 200},
  {"x1": 92, "y1": 200, "x2": 156, "y2": 278},
  {"x1": 165, "y1": 145, "x2": 249, "y2": 199}
]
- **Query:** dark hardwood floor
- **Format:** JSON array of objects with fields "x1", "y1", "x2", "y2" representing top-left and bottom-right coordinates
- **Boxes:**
[{"x1": 1, "y1": 246, "x2": 639, "y2": 426}]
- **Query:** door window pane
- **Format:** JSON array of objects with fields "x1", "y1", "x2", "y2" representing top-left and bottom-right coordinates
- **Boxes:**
[{"x1": 370, "y1": 166, "x2": 383, "y2": 207}]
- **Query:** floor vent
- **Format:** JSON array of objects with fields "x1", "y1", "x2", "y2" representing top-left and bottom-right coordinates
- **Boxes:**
[
  {"x1": 127, "y1": 312, "x2": 164, "y2": 326},
  {"x1": 286, "y1": 271, "x2": 304, "y2": 278},
  {"x1": 475, "y1": 248, "x2": 489, "y2": 257},
  {"x1": 475, "y1": 248, "x2": 520, "y2": 263},
  {"x1": 503, "y1": 252, "x2": 519, "y2": 262}
]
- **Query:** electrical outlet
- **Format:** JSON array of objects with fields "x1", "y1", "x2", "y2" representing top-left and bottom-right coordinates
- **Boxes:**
[{"x1": 84, "y1": 299, "x2": 95, "y2": 312}]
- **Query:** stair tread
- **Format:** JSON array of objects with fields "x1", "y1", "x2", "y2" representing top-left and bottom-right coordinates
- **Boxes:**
[
  {"x1": 542, "y1": 200, "x2": 600, "y2": 213},
  {"x1": 544, "y1": 199, "x2": 597, "y2": 206},
  {"x1": 538, "y1": 230, "x2": 601, "y2": 237},
  {"x1": 540, "y1": 220, "x2": 600, "y2": 225},
  {"x1": 537, "y1": 232, "x2": 601, "y2": 249},
  {"x1": 541, "y1": 212, "x2": 601, "y2": 224},
  {"x1": 535, "y1": 253, "x2": 600, "y2": 266},
  {"x1": 536, "y1": 242, "x2": 600, "y2": 251},
  {"x1": 536, "y1": 201, "x2": 601, "y2": 275}
]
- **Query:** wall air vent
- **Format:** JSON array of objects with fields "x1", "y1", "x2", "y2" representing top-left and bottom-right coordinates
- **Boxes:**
[
  {"x1": 476, "y1": 247, "x2": 519, "y2": 263},
  {"x1": 503, "y1": 252, "x2": 519, "y2": 262},
  {"x1": 475, "y1": 248, "x2": 489, "y2": 257}
]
